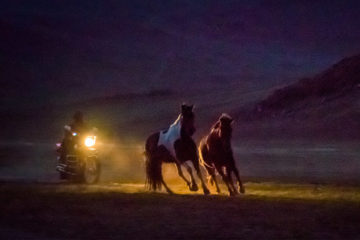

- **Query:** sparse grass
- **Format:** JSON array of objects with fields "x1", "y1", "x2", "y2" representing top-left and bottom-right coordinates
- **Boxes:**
[{"x1": 1, "y1": 181, "x2": 360, "y2": 239}]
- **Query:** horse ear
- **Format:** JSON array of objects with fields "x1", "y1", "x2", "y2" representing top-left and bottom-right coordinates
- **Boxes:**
[
  {"x1": 181, "y1": 103, "x2": 186, "y2": 112},
  {"x1": 181, "y1": 103, "x2": 194, "y2": 112}
]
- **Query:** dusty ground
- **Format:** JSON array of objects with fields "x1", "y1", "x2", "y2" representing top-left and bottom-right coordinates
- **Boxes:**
[
  {"x1": 1, "y1": 140, "x2": 360, "y2": 239},
  {"x1": 1, "y1": 181, "x2": 360, "y2": 240}
]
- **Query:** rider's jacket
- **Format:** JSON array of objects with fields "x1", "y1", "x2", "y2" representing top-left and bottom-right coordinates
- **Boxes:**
[{"x1": 70, "y1": 121, "x2": 89, "y2": 136}]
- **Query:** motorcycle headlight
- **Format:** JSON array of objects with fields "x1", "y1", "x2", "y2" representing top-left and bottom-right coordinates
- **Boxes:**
[{"x1": 84, "y1": 136, "x2": 96, "y2": 147}]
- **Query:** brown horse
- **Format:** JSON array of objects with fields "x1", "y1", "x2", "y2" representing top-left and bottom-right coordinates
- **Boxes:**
[
  {"x1": 199, "y1": 113, "x2": 245, "y2": 196},
  {"x1": 145, "y1": 104, "x2": 210, "y2": 195}
]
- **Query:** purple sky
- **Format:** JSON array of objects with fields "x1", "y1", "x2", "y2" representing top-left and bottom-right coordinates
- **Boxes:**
[{"x1": 1, "y1": 0, "x2": 360, "y2": 110}]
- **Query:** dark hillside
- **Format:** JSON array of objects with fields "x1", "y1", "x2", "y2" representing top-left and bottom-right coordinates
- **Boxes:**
[{"x1": 235, "y1": 54, "x2": 360, "y2": 140}]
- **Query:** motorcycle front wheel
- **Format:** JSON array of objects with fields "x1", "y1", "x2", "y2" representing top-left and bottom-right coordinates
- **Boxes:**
[{"x1": 82, "y1": 156, "x2": 101, "y2": 184}]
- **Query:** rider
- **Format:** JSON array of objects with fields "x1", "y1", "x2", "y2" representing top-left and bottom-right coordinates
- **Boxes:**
[
  {"x1": 69, "y1": 111, "x2": 88, "y2": 135},
  {"x1": 60, "y1": 111, "x2": 89, "y2": 162}
]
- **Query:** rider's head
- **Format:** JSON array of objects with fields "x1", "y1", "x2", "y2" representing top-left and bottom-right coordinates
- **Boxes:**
[{"x1": 73, "y1": 111, "x2": 84, "y2": 123}]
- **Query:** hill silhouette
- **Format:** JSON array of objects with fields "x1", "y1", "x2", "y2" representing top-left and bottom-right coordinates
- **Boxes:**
[{"x1": 237, "y1": 54, "x2": 360, "y2": 139}]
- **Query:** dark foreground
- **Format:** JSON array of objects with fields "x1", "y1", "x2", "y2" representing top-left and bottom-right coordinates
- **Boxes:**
[{"x1": 1, "y1": 182, "x2": 360, "y2": 240}]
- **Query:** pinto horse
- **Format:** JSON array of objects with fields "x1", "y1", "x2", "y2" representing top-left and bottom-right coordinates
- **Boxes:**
[
  {"x1": 145, "y1": 104, "x2": 210, "y2": 195},
  {"x1": 199, "y1": 114, "x2": 245, "y2": 195}
]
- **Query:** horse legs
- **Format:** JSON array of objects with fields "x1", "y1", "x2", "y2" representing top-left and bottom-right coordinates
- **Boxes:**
[
  {"x1": 151, "y1": 153, "x2": 174, "y2": 194},
  {"x1": 226, "y1": 167, "x2": 239, "y2": 195},
  {"x1": 232, "y1": 165, "x2": 245, "y2": 194},
  {"x1": 175, "y1": 163, "x2": 192, "y2": 188},
  {"x1": 161, "y1": 179, "x2": 174, "y2": 194},
  {"x1": 189, "y1": 161, "x2": 210, "y2": 195},
  {"x1": 215, "y1": 165, "x2": 235, "y2": 196},
  {"x1": 183, "y1": 162, "x2": 199, "y2": 192},
  {"x1": 206, "y1": 166, "x2": 220, "y2": 193}
]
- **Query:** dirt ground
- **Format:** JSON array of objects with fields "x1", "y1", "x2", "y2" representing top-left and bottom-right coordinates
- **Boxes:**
[{"x1": 1, "y1": 181, "x2": 360, "y2": 240}]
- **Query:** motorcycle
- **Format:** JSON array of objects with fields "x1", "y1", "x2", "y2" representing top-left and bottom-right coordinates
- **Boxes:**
[{"x1": 56, "y1": 126, "x2": 101, "y2": 184}]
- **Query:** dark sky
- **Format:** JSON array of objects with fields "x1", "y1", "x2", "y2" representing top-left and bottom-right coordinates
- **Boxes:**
[{"x1": 1, "y1": 0, "x2": 360, "y2": 110}]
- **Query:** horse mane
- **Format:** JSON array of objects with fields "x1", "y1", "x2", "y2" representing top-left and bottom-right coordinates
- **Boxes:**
[
  {"x1": 173, "y1": 114, "x2": 182, "y2": 125},
  {"x1": 212, "y1": 121, "x2": 220, "y2": 129}
]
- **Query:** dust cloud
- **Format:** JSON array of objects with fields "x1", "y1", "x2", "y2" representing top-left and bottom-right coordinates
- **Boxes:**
[{"x1": 1, "y1": 139, "x2": 360, "y2": 185}]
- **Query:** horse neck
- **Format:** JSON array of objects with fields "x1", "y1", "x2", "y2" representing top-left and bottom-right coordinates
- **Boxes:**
[
  {"x1": 207, "y1": 127, "x2": 220, "y2": 143},
  {"x1": 180, "y1": 125, "x2": 192, "y2": 140},
  {"x1": 209, "y1": 127, "x2": 231, "y2": 146},
  {"x1": 180, "y1": 114, "x2": 196, "y2": 139}
]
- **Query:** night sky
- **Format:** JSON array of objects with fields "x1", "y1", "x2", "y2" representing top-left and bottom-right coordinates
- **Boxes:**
[{"x1": 1, "y1": 0, "x2": 360, "y2": 110}]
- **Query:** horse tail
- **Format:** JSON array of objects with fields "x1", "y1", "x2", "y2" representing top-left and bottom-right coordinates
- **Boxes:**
[
  {"x1": 145, "y1": 152, "x2": 163, "y2": 191},
  {"x1": 145, "y1": 133, "x2": 163, "y2": 191}
]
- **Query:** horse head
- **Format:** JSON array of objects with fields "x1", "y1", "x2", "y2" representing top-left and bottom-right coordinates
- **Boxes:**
[
  {"x1": 180, "y1": 103, "x2": 195, "y2": 137},
  {"x1": 218, "y1": 113, "x2": 233, "y2": 151}
]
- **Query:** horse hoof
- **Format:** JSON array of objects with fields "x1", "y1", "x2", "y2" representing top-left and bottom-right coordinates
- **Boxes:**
[
  {"x1": 203, "y1": 188, "x2": 210, "y2": 195},
  {"x1": 166, "y1": 189, "x2": 174, "y2": 195},
  {"x1": 189, "y1": 184, "x2": 199, "y2": 192},
  {"x1": 239, "y1": 187, "x2": 245, "y2": 194},
  {"x1": 229, "y1": 191, "x2": 237, "y2": 196}
]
